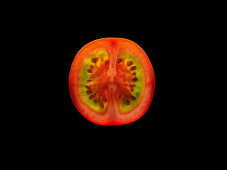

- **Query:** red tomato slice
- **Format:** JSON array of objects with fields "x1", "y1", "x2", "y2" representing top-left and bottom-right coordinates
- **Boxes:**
[{"x1": 69, "y1": 38, "x2": 155, "y2": 125}]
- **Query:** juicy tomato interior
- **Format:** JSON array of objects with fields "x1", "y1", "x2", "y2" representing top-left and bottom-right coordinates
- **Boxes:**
[{"x1": 69, "y1": 38, "x2": 155, "y2": 125}]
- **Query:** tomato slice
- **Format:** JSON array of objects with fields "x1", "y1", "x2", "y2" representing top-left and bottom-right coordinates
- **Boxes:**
[{"x1": 69, "y1": 38, "x2": 155, "y2": 125}]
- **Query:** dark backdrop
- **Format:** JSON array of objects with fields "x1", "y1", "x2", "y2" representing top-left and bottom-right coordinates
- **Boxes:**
[{"x1": 34, "y1": 3, "x2": 216, "y2": 148}]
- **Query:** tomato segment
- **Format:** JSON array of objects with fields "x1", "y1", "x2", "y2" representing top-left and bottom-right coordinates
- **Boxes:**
[
  {"x1": 69, "y1": 38, "x2": 155, "y2": 125},
  {"x1": 116, "y1": 51, "x2": 145, "y2": 112},
  {"x1": 79, "y1": 50, "x2": 109, "y2": 112}
]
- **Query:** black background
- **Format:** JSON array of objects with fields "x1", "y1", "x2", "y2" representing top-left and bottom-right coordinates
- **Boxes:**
[{"x1": 28, "y1": 2, "x2": 216, "y2": 149}]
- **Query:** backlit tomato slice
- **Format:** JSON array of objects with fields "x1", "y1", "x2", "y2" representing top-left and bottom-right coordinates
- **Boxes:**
[{"x1": 69, "y1": 38, "x2": 155, "y2": 125}]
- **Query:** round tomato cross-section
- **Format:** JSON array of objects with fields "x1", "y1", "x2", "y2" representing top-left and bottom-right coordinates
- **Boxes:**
[{"x1": 69, "y1": 38, "x2": 155, "y2": 125}]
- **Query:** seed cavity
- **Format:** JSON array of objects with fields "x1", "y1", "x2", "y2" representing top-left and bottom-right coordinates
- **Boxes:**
[
  {"x1": 127, "y1": 61, "x2": 133, "y2": 66},
  {"x1": 84, "y1": 57, "x2": 110, "y2": 109},
  {"x1": 115, "y1": 57, "x2": 141, "y2": 107},
  {"x1": 130, "y1": 66, "x2": 137, "y2": 71}
]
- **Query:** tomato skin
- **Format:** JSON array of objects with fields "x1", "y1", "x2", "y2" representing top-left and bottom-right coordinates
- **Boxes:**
[{"x1": 69, "y1": 38, "x2": 155, "y2": 125}]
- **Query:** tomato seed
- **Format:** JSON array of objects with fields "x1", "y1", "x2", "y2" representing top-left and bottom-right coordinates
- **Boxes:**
[
  {"x1": 130, "y1": 95, "x2": 136, "y2": 101},
  {"x1": 91, "y1": 57, "x2": 98, "y2": 64},
  {"x1": 118, "y1": 58, "x2": 123, "y2": 63},
  {"x1": 127, "y1": 61, "x2": 133, "y2": 66},
  {"x1": 103, "y1": 97, "x2": 107, "y2": 102},
  {"x1": 85, "y1": 85, "x2": 90, "y2": 89},
  {"x1": 86, "y1": 90, "x2": 92, "y2": 94},
  {"x1": 100, "y1": 103, "x2": 104, "y2": 108},
  {"x1": 126, "y1": 100, "x2": 130, "y2": 105},
  {"x1": 132, "y1": 77, "x2": 138, "y2": 82},
  {"x1": 90, "y1": 65, "x2": 94, "y2": 69},
  {"x1": 104, "y1": 60, "x2": 110, "y2": 65},
  {"x1": 87, "y1": 69, "x2": 93, "y2": 73},
  {"x1": 130, "y1": 66, "x2": 137, "y2": 71},
  {"x1": 89, "y1": 95, "x2": 94, "y2": 99},
  {"x1": 129, "y1": 84, "x2": 134, "y2": 88},
  {"x1": 132, "y1": 72, "x2": 136, "y2": 76}
]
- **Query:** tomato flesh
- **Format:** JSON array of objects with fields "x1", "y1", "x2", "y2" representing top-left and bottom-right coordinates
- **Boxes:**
[{"x1": 69, "y1": 38, "x2": 155, "y2": 125}]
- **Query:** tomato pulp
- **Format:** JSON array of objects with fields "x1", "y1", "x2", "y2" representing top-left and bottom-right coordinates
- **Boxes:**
[{"x1": 69, "y1": 38, "x2": 155, "y2": 125}]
